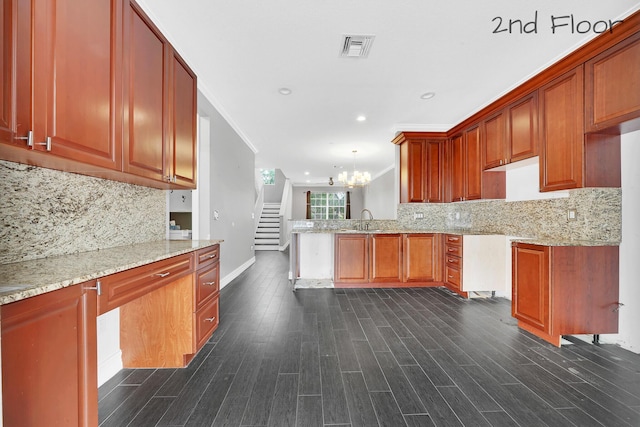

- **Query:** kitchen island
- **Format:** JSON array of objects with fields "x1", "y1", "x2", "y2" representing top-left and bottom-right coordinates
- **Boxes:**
[
  {"x1": 290, "y1": 223, "x2": 509, "y2": 296},
  {"x1": 0, "y1": 239, "x2": 222, "y2": 427}
]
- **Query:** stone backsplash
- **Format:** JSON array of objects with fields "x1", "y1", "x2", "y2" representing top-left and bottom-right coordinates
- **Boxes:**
[
  {"x1": 0, "y1": 161, "x2": 166, "y2": 265},
  {"x1": 397, "y1": 187, "x2": 621, "y2": 242}
]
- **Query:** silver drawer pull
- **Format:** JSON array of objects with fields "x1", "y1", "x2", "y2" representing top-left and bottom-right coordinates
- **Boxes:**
[
  {"x1": 203, "y1": 281, "x2": 216, "y2": 286},
  {"x1": 448, "y1": 259, "x2": 455, "y2": 262},
  {"x1": 155, "y1": 272, "x2": 171, "y2": 278},
  {"x1": 207, "y1": 254, "x2": 217, "y2": 259},
  {"x1": 204, "y1": 317, "x2": 216, "y2": 322},
  {"x1": 448, "y1": 248, "x2": 455, "y2": 252},
  {"x1": 448, "y1": 275, "x2": 454, "y2": 278}
]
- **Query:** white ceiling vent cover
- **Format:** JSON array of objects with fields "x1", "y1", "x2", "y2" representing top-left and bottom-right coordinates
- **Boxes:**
[{"x1": 340, "y1": 34, "x2": 375, "y2": 58}]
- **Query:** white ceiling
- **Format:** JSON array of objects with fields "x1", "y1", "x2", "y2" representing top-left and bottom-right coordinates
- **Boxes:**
[{"x1": 138, "y1": 0, "x2": 640, "y2": 186}]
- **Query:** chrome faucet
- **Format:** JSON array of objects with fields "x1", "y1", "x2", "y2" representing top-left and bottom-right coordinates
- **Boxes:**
[{"x1": 359, "y1": 208, "x2": 373, "y2": 231}]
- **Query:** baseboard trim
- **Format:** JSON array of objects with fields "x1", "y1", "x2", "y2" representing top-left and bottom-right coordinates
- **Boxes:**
[
  {"x1": 221, "y1": 256, "x2": 256, "y2": 289},
  {"x1": 98, "y1": 350, "x2": 123, "y2": 387}
]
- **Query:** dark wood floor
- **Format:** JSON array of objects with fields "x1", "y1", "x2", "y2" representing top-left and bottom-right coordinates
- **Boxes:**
[{"x1": 99, "y1": 250, "x2": 640, "y2": 427}]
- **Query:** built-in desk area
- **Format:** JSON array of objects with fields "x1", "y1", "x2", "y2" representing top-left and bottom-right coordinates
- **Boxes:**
[{"x1": 0, "y1": 240, "x2": 222, "y2": 427}]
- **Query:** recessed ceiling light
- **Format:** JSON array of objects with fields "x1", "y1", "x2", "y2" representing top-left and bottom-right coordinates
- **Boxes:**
[
  {"x1": 278, "y1": 88, "x2": 292, "y2": 95},
  {"x1": 356, "y1": 115, "x2": 366, "y2": 122},
  {"x1": 304, "y1": 171, "x2": 310, "y2": 175},
  {"x1": 420, "y1": 92, "x2": 436, "y2": 100}
]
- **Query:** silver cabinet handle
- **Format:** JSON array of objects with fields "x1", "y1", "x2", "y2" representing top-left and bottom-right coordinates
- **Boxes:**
[
  {"x1": 203, "y1": 281, "x2": 216, "y2": 286},
  {"x1": 207, "y1": 254, "x2": 217, "y2": 259},
  {"x1": 204, "y1": 317, "x2": 216, "y2": 322},
  {"x1": 34, "y1": 136, "x2": 52, "y2": 151},
  {"x1": 155, "y1": 272, "x2": 171, "y2": 278},
  {"x1": 14, "y1": 130, "x2": 34, "y2": 147}
]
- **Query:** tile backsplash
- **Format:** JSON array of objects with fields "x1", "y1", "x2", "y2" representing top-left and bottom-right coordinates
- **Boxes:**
[
  {"x1": 397, "y1": 187, "x2": 621, "y2": 242},
  {"x1": 0, "y1": 161, "x2": 165, "y2": 265}
]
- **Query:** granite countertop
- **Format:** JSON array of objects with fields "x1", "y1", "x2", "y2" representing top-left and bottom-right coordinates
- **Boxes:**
[
  {"x1": 509, "y1": 238, "x2": 620, "y2": 247},
  {"x1": 292, "y1": 228, "x2": 505, "y2": 236},
  {"x1": 0, "y1": 240, "x2": 223, "y2": 305}
]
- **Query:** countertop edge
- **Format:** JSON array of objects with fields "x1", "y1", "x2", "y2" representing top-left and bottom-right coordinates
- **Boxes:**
[{"x1": 0, "y1": 239, "x2": 223, "y2": 306}]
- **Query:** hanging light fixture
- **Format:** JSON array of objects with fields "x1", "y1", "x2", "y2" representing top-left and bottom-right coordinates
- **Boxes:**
[{"x1": 338, "y1": 150, "x2": 371, "y2": 187}]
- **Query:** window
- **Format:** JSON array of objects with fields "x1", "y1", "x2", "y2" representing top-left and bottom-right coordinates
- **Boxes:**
[
  {"x1": 310, "y1": 192, "x2": 346, "y2": 219},
  {"x1": 261, "y1": 169, "x2": 275, "y2": 185}
]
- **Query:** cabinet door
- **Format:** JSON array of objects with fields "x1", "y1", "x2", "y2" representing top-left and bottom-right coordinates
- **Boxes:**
[
  {"x1": 170, "y1": 52, "x2": 197, "y2": 188},
  {"x1": 482, "y1": 110, "x2": 507, "y2": 170},
  {"x1": 508, "y1": 92, "x2": 538, "y2": 162},
  {"x1": 1, "y1": 282, "x2": 98, "y2": 427},
  {"x1": 539, "y1": 66, "x2": 584, "y2": 192},
  {"x1": 512, "y1": 243, "x2": 550, "y2": 333},
  {"x1": 425, "y1": 140, "x2": 444, "y2": 202},
  {"x1": 586, "y1": 32, "x2": 640, "y2": 132},
  {"x1": 334, "y1": 234, "x2": 368, "y2": 283},
  {"x1": 33, "y1": 0, "x2": 121, "y2": 170},
  {"x1": 403, "y1": 233, "x2": 439, "y2": 282},
  {"x1": 369, "y1": 234, "x2": 402, "y2": 282},
  {"x1": 123, "y1": 0, "x2": 169, "y2": 183},
  {"x1": 398, "y1": 138, "x2": 425, "y2": 203},
  {"x1": 1, "y1": 0, "x2": 33, "y2": 149},
  {"x1": 464, "y1": 125, "x2": 482, "y2": 200},
  {"x1": 450, "y1": 134, "x2": 464, "y2": 202}
]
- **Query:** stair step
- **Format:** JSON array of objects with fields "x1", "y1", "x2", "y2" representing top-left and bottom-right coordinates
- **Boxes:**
[
  {"x1": 257, "y1": 227, "x2": 279, "y2": 232},
  {"x1": 256, "y1": 233, "x2": 279, "y2": 239},
  {"x1": 254, "y1": 238, "x2": 280, "y2": 245}
]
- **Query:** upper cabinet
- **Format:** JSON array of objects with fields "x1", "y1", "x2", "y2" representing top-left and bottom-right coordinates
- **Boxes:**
[
  {"x1": 538, "y1": 66, "x2": 584, "y2": 192},
  {"x1": 482, "y1": 92, "x2": 538, "y2": 170},
  {"x1": 1, "y1": 0, "x2": 121, "y2": 169},
  {"x1": 0, "y1": 0, "x2": 197, "y2": 189},
  {"x1": 585, "y1": 32, "x2": 640, "y2": 133},
  {"x1": 449, "y1": 126, "x2": 504, "y2": 202},
  {"x1": 122, "y1": 1, "x2": 197, "y2": 188},
  {"x1": 394, "y1": 132, "x2": 445, "y2": 203}
]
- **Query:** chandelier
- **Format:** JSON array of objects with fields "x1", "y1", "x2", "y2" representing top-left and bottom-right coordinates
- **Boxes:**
[{"x1": 338, "y1": 150, "x2": 371, "y2": 187}]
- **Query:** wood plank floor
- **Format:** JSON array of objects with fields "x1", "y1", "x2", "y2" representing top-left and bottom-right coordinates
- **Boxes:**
[{"x1": 99, "y1": 250, "x2": 640, "y2": 426}]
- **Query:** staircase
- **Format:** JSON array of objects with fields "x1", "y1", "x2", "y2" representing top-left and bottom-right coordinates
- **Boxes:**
[{"x1": 255, "y1": 203, "x2": 281, "y2": 251}]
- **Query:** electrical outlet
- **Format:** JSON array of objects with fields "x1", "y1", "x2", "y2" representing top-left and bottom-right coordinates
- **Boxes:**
[
  {"x1": 567, "y1": 209, "x2": 577, "y2": 221},
  {"x1": 413, "y1": 212, "x2": 424, "y2": 219}
]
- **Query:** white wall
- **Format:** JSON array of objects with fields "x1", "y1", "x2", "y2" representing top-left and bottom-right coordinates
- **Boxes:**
[
  {"x1": 363, "y1": 168, "x2": 396, "y2": 219},
  {"x1": 616, "y1": 130, "x2": 640, "y2": 352}
]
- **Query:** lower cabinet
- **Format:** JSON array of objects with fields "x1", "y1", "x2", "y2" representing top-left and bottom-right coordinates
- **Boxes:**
[
  {"x1": 512, "y1": 242, "x2": 619, "y2": 346},
  {"x1": 118, "y1": 246, "x2": 220, "y2": 367},
  {"x1": 334, "y1": 233, "x2": 441, "y2": 287},
  {"x1": 1, "y1": 282, "x2": 98, "y2": 427}
]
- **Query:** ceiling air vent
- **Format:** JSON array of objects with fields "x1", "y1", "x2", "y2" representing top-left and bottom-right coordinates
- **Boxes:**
[{"x1": 340, "y1": 34, "x2": 375, "y2": 58}]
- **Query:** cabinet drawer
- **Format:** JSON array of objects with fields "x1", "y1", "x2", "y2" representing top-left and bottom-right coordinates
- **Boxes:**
[
  {"x1": 444, "y1": 234, "x2": 462, "y2": 246},
  {"x1": 196, "y1": 245, "x2": 220, "y2": 270},
  {"x1": 444, "y1": 244, "x2": 462, "y2": 258},
  {"x1": 98, "y1": 253, "x2": 194, "y2": 314},
  {"x1": 195, "y1": 297, "x2": 219, "y2": 350},
  {"x1": 445, "y1": 255, "x2": 461, "y2": 268},
  {"x1": 196, "y1": 263, "x2": 219, "y2": 308},
  {"x1": 445, "y1": 266, "x2": 461, "y2": 289}
]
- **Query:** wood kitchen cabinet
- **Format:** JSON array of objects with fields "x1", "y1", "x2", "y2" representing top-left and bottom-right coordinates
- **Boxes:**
[
  {"x1": 116, "y1": 245, "x2": 220, "y2": 367},
  {"x1": 539, "y1": 66, "x2": 585, "y2": 192},
  {"x1": 122, "y1": 0, "x2": 197, "y2": 188},
  {"x1": 1, "y1": 0, "x2": 197, "y2": 190},
  {"x1": 403, "y1": 233, "x2": 440, "y2": 283},
  {"x1": 1, "y1": 0, "x2": 122, "y2": 171},
  {"x1": 334, "y1": 234, "x2": 369, "y2": 284},
  {"x1": 448, "y1": 127, "x2": 504, "y2": 202},
  {"x1": 512, "y1": 242, "x2": 619, "y2": 347},
  {"x1": 369, "y1": 234, "x2": 403, "y2": 283},
  {"x1": 394, "y1": 132, "x2": 445, "y2": 203},
  {"x1": 483, "y1": 92, "x2": 538, "y2": 170},
  {"x1": 335, "y1": 233, "x2": 442, "y2": 287},
  {"x1": 1, "y1": 281, "x2": 98, "y2": 427},
  {"x1": 586, "y1": 32, "x2": 640, "y2": 133}
]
